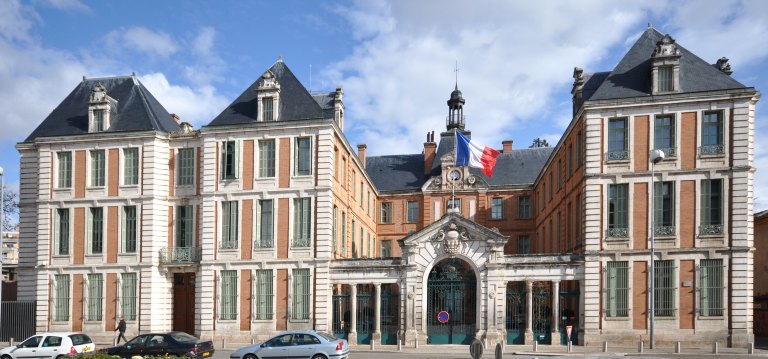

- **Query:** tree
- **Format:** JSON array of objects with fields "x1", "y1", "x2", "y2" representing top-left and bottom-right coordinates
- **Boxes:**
[
  {"x1": 1, "y1": 184, "x2": 18, "y2": 232},
  {"x1": 529, "y1": 137, "x2": 550, "y2": 148}
]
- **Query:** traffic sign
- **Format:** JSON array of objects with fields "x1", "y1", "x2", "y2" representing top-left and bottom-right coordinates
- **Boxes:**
[{"x1": 437, "y1": 311, "x2": 450, "y2": 323}]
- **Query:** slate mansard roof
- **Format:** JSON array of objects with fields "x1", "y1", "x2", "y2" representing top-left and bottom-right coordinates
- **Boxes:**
[{"x1": 24, "y1": 75, "x2": 178, "y2": 143}]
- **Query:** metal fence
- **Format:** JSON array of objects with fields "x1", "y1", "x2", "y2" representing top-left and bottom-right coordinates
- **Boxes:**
[{"x1": 1, "y1": 301, "x2": 35, "y2": 342}]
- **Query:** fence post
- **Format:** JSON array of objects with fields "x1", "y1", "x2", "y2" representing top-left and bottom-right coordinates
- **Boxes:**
[
  {"x1": 675, "y1": 341, "x2": 681, "y2": 353},
  {"x1": 713, "y1": 342, "x2": 719, "y2": 354}
]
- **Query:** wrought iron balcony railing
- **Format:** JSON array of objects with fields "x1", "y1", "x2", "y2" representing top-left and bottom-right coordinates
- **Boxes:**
[
  {"x1": 605, "y1": 150, "x2": 629, "y2": 161},
  {"x1": 608, "y1": 227, "x2": 629, "y2": 238},
  {"x1": 654, "y1": 226, "x2": 676, "y2": 237},
  {"x1": 655, "y1": 147, "x2": 677, "y2": 157},
  {"x1": 160, "y1": 246, "x2": 202, "y2": 264},
  {"x1": 699, "y1": 144, "x2": 725, "y2": 156},
  {"x1": 700, "y1": 224, "x2": 724, "y2": 235}
]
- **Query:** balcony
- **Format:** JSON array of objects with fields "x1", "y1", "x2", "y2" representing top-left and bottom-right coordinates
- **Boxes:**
[
  {"x1": 608, "y1": 227, "x2": 629, "y2": 238},
  {"x1": 699, "y1": 144, "x2": 725, "y2": 156},
  {"x1": 654, "y1": 226, "x2": 676, "y2": 237},
  {"x1": 700, "y1": 224, "x2": 724, "y2": 236},
  {"x1": 605, "y1": 150, "x2": 629, "y2": 161},
  {"x1": 160, "y1": 246, "x2": 202, "y2": 265}
]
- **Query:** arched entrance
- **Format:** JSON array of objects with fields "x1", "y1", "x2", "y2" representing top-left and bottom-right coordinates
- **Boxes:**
[{"x1": 426, "y1": 258, "x2": 476, "y2": 344}]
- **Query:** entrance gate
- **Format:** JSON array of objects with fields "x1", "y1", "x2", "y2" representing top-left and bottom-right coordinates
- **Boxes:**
[
  {"x1": 332, "y1": 292, "x2": 350, "y2": 339},
  {"x1": 558, "y1": 282, "x2": 580, "y2": 345},
  {"x1": 426, "y1": 258, "x2": 476, "y2": 344},
  {"x1": 380, "y1": 284, "x2": 399, "y2": 344},
  {"x1": 532, "y1": 282, "x2": 551, "y2": 344},
  {"x1": 356, "y1": 287, "x2": 374, "y2": 344},
  {"x1": 505, "y1": 282, "x2": 526, "y2": 344}
]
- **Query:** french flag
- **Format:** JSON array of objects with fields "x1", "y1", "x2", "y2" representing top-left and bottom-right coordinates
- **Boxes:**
[{"x1": 455, "y1": 131, "x2": 501, "y2": 177}]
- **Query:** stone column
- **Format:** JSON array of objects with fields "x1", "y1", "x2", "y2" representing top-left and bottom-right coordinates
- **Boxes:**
[
  {"x1": 349, "y1": 284, "x2": 358, "y2": 345},
  {"x1": 373, "y1": 283, "x2": 382, "y2": 344},
  {"x1": 525, "y1": 280, "x2": 534, "y2": 344},
  {"x1": 552, "y1": 280, "x2": 560, "y2": 342}
]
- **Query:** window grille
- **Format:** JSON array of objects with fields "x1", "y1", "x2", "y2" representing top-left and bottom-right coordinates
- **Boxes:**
[
  {"x1": 53, "y1": 274, "x2": 70, "y2": 321},
  {"x1": 293, "y1": 198, "x2": 311, "y2": 247},
  {"x1": 121, "y1": 273, "x2": 137, "y2": 320},
  {"x1": 219, "y1": 270, "x2": 238, "y2": 320},
  {"x1": 88, "y1": 207, "x2": 103, "y2": 254},
  {"x1": 87, "y1": 274, "x2": 103, "y2": 321},
  {"x1": 701, "y1": 111, "x2": 724, "y2": 154},
  {"x1": 295, "y1": 137, "x2": 312, "y2": 176},
  {"x1": 176, "y1": 205, "x2": 194, "y2": 247},
  {"x1": 654, "y1": 260, "x2": 675, "y2": 317},
  {"x1": 699, "y1": 259, "x2": 724, "y2": 316},
  {"x1": 654, "y1": 115, "x2": 676, "y2": 156},
  {"x1": 258, "y1": 140, "x2": 276, "y2": 178},
  {"x1": 256, "y1": 200, "x2": 273, "y2": 248},
  {"x1": 654, "y1": 181, "x2": 675, "y2": 236},
  {"x1": 700, "y1": 179, "x2": 723, "y2": 235},
  {"x1": 518, "y1": 236, "x2": 531, "y2": 254},
  {"x1": 90, "y1": 150, "x2": 105, "y2": 186},
  {"x1": 381, "y1": 240, "x2": 393, "y2": 257},
  {"x1": 407, "y1": 201, "x2": 419, "y2": 222},
  {"x1": 658, "y1": 66, "x2": 674, "y2": 92},
  {"x1": 518, "y1": 196, "x2": 531, "y2": 219},
  {"x1": 332, "y1": 206, "x2": 338, "y2": 253},
  {"x1": 221, "y1": 201, "x2": 239, "y2": 249},
  {"x1": 178, "y1": 148, "x2": 195, "y2": 185},
  {"x1": 123, "y1": 148, "x2": 139, "y2": 185},
  {"x1": 93, "y1": 109, "x2": 104, "y2": 131},
  {"x1": 122, "y1": 206, "x2": 137, "y2": 253},
  {"x1": 605, "y1": 261, "x2": 629, "y2": 317},
  {"x1": 341, "y1": 212, "x2": 347, "y2": 255},
  {"x1": 54, "y1": 209, "x2": 70, "y2": 255},
  {"x1": 292, "y1": 269, "x2": 311, "y2": 320},
  {"x1": 58, "y1": 152, "x2": 72, "y2": 188},
  {"x1": 262, "y1": 98, "x2": 274, "y2": 121},
  {"x1": 607, "y1": 118, "x2": 628, "y2": 160},
  {"x1": 255, "y1": 270, "x2": 273, "y2": 320}
]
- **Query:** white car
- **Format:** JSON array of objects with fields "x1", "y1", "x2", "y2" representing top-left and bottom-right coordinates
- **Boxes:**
[{"x1": 0, "y1": 332, "x2": 96, "y2": 359}]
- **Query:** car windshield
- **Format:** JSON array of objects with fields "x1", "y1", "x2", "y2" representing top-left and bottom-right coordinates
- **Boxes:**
[
  {"x1": 126, "y1": 336, "x2": 147, "y2": 346},
  {"x1": 315, "y1": 332, "x2": 338, "y2": 342},
  {"x1": 170, "y1": 332, "x2": 198, "y2": 342},
  {"x1": 20, "y1": 336, "x2": 42, "y2": 348}
]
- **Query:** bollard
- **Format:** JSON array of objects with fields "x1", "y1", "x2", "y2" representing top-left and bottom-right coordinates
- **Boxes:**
[
  {"x1": 10, "y1": 338, "x2": 14, "y2": 347},
  {"x1": 398, "y1": 338, "x2": 402, "y2": 351},
  {"x1": 638, "y1": 341, "x2": 644, "y2": 353},
  {"x1": 484, "y1": 338, "x2": 488, "y2": 349},
  {"x1": 370, "y1": 339, "x2": 374, "y2": 351},
  {"x1": 567, "y1": 341, "x2": 572, "y2": 353},
  {"x1": 603, "y1": 340, "x2": 608, "y2": 353},
  {"x1": 533, "y1": 340, "x2": 538, "y2": 352},
  {"x1": 749, "y1": 342, "x2": 755, "y2": 355},
  {"x1": 675, "y1": 341, "x2": 681, "y2": 353},
  {"x1": 415, "y1": 336, "x2": 418, "y2": 349},
  {"x1": 713, "y1": 342, "x2": 719, "y2": 354},
  {"x1": 222, "y1": 338, "x2": 226, "y2": 350}
]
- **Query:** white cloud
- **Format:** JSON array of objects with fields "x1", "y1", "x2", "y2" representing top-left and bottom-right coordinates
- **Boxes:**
[
  {"x1": 192, "y1": 27, "x2": 216, "y2": 56},
  {"x1": 46, "y1": 0, "x2": 89, "y2": 12},
  {"x1": 105, "y1": 27, "x2": 178, "y2": 59},
  {"x1": 139, "y1": 72, "x2": 230, "y2": 129}
]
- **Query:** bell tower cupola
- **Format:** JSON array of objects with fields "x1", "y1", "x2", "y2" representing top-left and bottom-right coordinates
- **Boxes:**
[{"x1": 446, "y1": 84, "x2": 465, "y2": 131}]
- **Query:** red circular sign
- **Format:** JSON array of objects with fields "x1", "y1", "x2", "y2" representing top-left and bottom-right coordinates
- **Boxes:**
[{"x1": 437, "y1": 311, "x2": 450, "y2": 323}]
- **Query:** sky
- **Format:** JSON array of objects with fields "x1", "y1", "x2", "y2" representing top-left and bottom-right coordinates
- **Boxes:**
[{"x1": 1, "y1": 0, "x2": 768, "y2": 215}]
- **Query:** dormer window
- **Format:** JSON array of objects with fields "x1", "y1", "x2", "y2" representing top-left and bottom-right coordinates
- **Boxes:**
[
  {"x1": 262, "y1": 98, "x2": 274, "y2": 121},
  {"x1": 93, "y1": 110, "x2": 105, "y2": 131},
  {"x1": 651, "y1": 35, "x2": 681, "y2": 94},
  {"x1": 88, "y1": 82, "x2": 117, "y2": 132},
  {"x1": 658, "y1": 66, "x2": 674, "y2": 92},
  {"x1": 257, "y1": 69, "x2": 280, "y2": 122}
]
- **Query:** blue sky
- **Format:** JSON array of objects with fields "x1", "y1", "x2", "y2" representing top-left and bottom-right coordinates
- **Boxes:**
[{"x1": 2, "y1": 0, "x2": 768, "y2": 216}]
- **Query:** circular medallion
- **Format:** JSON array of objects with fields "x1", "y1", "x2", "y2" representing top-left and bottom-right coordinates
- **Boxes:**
[
  {"x1": 437, "y1": 310, "x2": 450, "y2": 323},
  {"x1": 449, "y1": 169, "x2": 461, "y2": 182},
  {"x1": 467, "y1": 176, "x2": 476, "y2": 184}
]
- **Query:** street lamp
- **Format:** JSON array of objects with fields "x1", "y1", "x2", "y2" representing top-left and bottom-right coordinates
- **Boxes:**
[{"x1": 648, "y1": 149, "x2": 665, "y2": 350}]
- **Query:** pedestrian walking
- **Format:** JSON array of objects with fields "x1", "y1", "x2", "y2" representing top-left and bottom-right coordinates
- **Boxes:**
[{"x1": 115, "y1": 316, "x2": 128, "y2": 344}]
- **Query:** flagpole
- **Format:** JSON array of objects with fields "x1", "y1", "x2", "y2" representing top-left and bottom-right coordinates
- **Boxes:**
[{"x1": 452, "y1": 129, "x2": 457, "y2": 213}]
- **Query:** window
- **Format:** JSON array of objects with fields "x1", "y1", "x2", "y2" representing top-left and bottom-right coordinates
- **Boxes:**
[
  {"x1": 122, "y1": 206, "x2": 137, "y2": 253},
  {"x1": 53, "y1": 274, "x2": 70, "y2": 321},
  {"x1": 177, "y1": 148, "x2": 195, "y2": 185},
  {"x1": 88, "y1": 207, "x2": 103, "y2": 254},
  {"x1": 351, "y1": 220, "x2": 357, "y2": 258},
  {"x1": 360, "y1": 227, "x2": 364, "y2": 257},
  {"x1": 90, "y1": 150, "x2": 105, "y2": 187},
  {"x1": 491, "y1": 197, "x2": 503, "y2": 220},
  {"x1": 258, "y1": 140, "x2": 276, "y2": 178},
  {"x1": 295, "y1": 137, "x2": 312, "y2": 176},
  {"x1": 658, "y1": 66, "x2": 674, "y2": 92},
  {"x1": 407, "y1": 201, "x2": 419, "y2": 223},
  {"x1": 654, "y1": 115, "x2": 676, "y2": 156},
  {"x1": 607, "y1": 118, "x2": 628, "y2": 160},
  {"x1": 605, "y1": 261, "x2": 629, "y2": 317},
  {"x1": 292, "y1": 269, "x2": 311, "y2": 320},
  {"x1": 93, "y1": 109, "x2": 104, "y2": 131},
  {"x1": 332, "y1": 206, "x2": 338, "y2": 253},
  {"x1": 701, "y1": 179, "x2": 723, "y2": 235},
  {"x1": 700, "y1": 259, "x2": 724, "y2": 316},
  {"x1": 654, "y1": 260, "x2": 675, "y2": 317},
  {"x1": 367, "y1": 191, "x2": 371, "y2": 215},
  {"x1": 608, "y1": 184, "x2": 628, "y2": 237},
  {"x1": 87, "y1": 273, "x2": 103, "y2": 321},
  {"x1": 121, "y1": 273, "x2": 137, "y2": 320},
  {"x1": 262, "y1": 98, "x2": 274, "y2": 121},
  {"x1": 219, "y1": 270, "x2": 238, "y2": 320},
  {"x1": 654, "y1": 181, "x2": 675, "y2": 236},
  {"x1": 548, "y1": 173, "x2": 553, "y2": 201},
  {"x1": 575, "y1": 195, "x2": 581, "y2": 246},
  {"x1": 576, "y1": 132, "x2": 582, "y2": 168},
  {"x1": 256, "y1": 200, "x2": 273, "y2": 248},
  {"x1": 368, "y1": 233, "x2": 373, "y2": 258},
  {"x1": 341, "y1": 212, "x2": 347, "y2": 255},
  {"x1": 255, "y1": 269, "x2": 273, "y2": 320},
  {"x1": 557, "y1": 160, "x2": 562, "y2": 190},
  {"x1": 57, "y1": 152, "x2": 72, "y2": 188},
  {"x1": 447, "y1": 198, "x2": 462, "y2": 215},
  {"x1": 701, "y1": 111, "x2": 724, "y2": 154},
  {"x1": 381, "y1": 240, "x2": 393, "y2": 257},
  {"x1": 351, "y1": 171, "x2": 356, "y2": 197},
  {"x1": 518, "y1": 236, "x2": 531, "y2": 254},
  {"x1": 568, "y1": 144, "x2": 573, "y2": 176},
  {"x1": 123, "y1": 148, "x2": 139, "y2": 185},
  {"x1": 556, "y1": 212, "x2": 561, "y2": 252},
  {"x1": 54, "y1": 208, "x2": 69, "y2": 256},
  {"x1": 549, "y1": 220, "x2": 553, "y2": 252},
  {"x1": 42, "y1": 336, "x2": 62, "y2": 347},
  {"x1": 221, "y1": 141, "x2": 239, "y2": 180},
  {"x1": 176, "y1": 205, "x2": 194, "y2": 247},
  {"x1": 360, "y1": 182, "x2": 364, "y2": 207},
  {"x1": 380, "y1": 202, "x2": 393, "y2": 224},
  {"x1": 518, "y1": 196, "x2": 531, "y2": 219},
  {"x1": 341, "y1": 157, "x2": 346, "y2": 185},
  {"x1": 221, "y1": 201, "x2": 239, "y2": 249},
  {"x1": 293, "y1": 198, "x2": 311, "y2": 247}
]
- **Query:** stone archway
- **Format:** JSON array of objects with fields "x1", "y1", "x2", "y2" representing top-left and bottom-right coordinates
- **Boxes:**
[{"x1": 426, "y1": 257, "x2": 476, "y2": 344}]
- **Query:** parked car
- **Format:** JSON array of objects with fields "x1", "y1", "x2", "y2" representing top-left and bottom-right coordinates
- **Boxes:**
[
  {"x1": 102, "y1": 332, "x2": 214, "y2": 359},
  {"x1": 229, "y1": 330, "x2": 349, "y2": 359},
  {"x1": 0, "y1": 332, "x2": 95, "y2": 359}
]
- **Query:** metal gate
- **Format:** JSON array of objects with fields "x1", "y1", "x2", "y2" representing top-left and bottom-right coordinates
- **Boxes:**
[
  {"x1": 505, "y1": 282, "x2": 526, "y2": 344},
  {"x1": 427, "y1": 258, "x2": 476, "y2": 344},
  {"x1": 532, "y1": 283, "x2": 552, "y2": 344},
  {"x1": 380, "y1": 284, "x2": 399, "y2": 345},
  {"x1": 559, "y1": 283, "x2": 580, "y2": 345},
  {"x1": 1, "y1": 301, "x2": 35, "y2": 341},
  {"x1": 332, "y1": 293, "x2": 350, "y2": 339},
  {"x1": 356, "y1": 288, "x2": 374, "y2": 344}
]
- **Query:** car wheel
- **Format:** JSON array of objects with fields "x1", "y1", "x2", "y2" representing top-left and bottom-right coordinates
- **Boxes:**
[
  {"x1": 243, "y1": 354, "x2": 258, "y2": 359},
  {"x1": 311, "y1": 355, "x2": 327, "y2": 359},
  {"x1": 2, "y1": 355, "x2": 12, "y2": 359}
]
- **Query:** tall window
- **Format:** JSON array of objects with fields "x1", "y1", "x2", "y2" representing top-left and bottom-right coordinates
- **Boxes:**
[
  {"x1": 332, "y1": 206, "x2": 338, "y2": 253},
  {"x1": 381, "y1": 240, "x2": 393, "y2": 257},
  {"x1": 121, "y1": 273, "x2": 137, "y2": 320},
  {"x1": 219, "y1": 270, "x2": 238, "y2": 320},
  {"x1": 576, "y1": 132, "x2": 582, "y2": 167},
  {"x1": 518, "y1": 196, "x2": 531, "y2": 219},
  {"x1": 341, "y1": 212, "x2": 347, "y2": 255},
  {"x1": 53, "y1": 274, "x2": 70, "y2": 321},
  {"x1": 568, "y1": 144, "x2": 573, "y2": 175},
  {"x1": 340, "y1": 157, "x2": 346, "y2": 185},
  {"x1": 292, "y1": 269, "x2": 311, "y2": 320},
  {"x1": 608, "y1": 184, "x2": 628, "y2": 237},
  {"x1": 548, "y1": 173, "x2": 553, "y2": 201},
  {"x1": 122, "y1": 206, "x2": 137, "y2": 253},
  {"x1": 93, "y1": 109, "x2": 104, "y2": 131},
  {"x1": 359, "y1": 182, "x2": 364, "y2": 207},
  {"x1": 54, "y1": 208, "x2": 70, "y2": 256},
  {"x1": 367, "y1": 233, "x2": 372, "y2": 258},
  {"x1": 557, "y1": 161, "x2": 562, "y2": 190},
  {"x1": 491, "y1": 197, "x2": 504, "y2": 220},
  {"x1": 700, "y1": 259, "x2": 724, "y2": 316},
  {"x1": 351, "y1": 220, "x2": 357, "y2": 258},
  {"x1": 518, "y1": 235, "x2": 531, "y2": 254},
  {"x1": 654, "y1": 260, "x2": 675, "y2": 317},
  {"x1": 607, "y1": 118, "x2": 628, "y2": 160},
  {"x1": 605, "y1": 261, "x2": 629, "y2": 317},
  {"x1": 255, "y1": 269, "x2": 273, "y2": 320},
  {"x1": 256, "y1": 200, "x2": 274, "y2": 248},
  {"x1": 351, "y1": 172, "x2": 356, "y2": 198},
  {"x1": 221, "y1": 201, "x2": 239, "y2": 249},
  {"x1": 87, "y1": 273, "x2": 103, "y2": 321},
  {"x1": 447, "y1": 198, "x2": 462, "y2": 215},
  {"x1": 658, "y1": 66, "x2": 674, "y2": 92},
  {"x1": 367, "y1": 191, "x2": 371, "y2": 215},
  {"x1": 556, "y1": 212, "x2": 561, "y2": 252},
  {"x1": 293, "y1": 198, "x2": 311, "y2": 247},
  {"x1": 654, "y1": 181, "x2": 675, "y2": 236},
  {"x1": 380, "y1": 202, "x2": 393, "y2": 224},
  {"x1": 701, "y1": 111, "x2": 724, "y2": 154},
  {"x1": 57, "y1": 152, "x2": 72, "y2": 188},
  {"x1": 88, "y1": 207, "x2": 103, "y2": 254},
  {"x1": 549, "y1": 220, "x2": 553, "y2": 252},
  {"x1": 221, "y1": 141, "x2": 239, "y2": 180},
  {"x1": 90, "y1": 150, "x2": 105, "y2": 187},
  {"x1": 654, "y1": 115, "x2": 676, "y2": 156},
  {"x1": 123, "y1": 148, "x2": 139, "y2": 185},
  {"x1": 176, "y1": 205, "x2": 194, "y2": 247},
  {"x1": 177, "y1": 148, "x2": 195, "y2": 185},
  {"x1": 295, "y1": 137, "x2": 312, "y2": 176},
  {"x1": 406, "y1": 201, "x2": 419, "y2": 223},
  {"x1": 258, "y1": 139, "x2": 276, "y2": 178},
  {"x1": 701, "y1": 179, "x2": 723, "y2": 235},
  {"x1": 262, "y1": 98, "x2": 274, "y2": 121}
]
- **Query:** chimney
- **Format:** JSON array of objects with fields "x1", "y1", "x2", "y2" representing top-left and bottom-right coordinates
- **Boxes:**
[
  {"x1": 424, "y1": 131, "x2": 437, "y2": 175},
  {"x1": 357, "y1": 144, "x2": 367, "y2": 168},
  {"x1": 171, "y1": 113, "x2": 180, "y2": 123},
  {"x1": 502, "y1": 140, "x2": 513, "y2": 153}
]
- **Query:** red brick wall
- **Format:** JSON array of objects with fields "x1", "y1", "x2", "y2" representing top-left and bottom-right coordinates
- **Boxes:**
[
  {"x1": 276, "y1": 269, "x2": 288, "y2": 331},
  {"x1": 106, "y1": 273, "x2": 117, "y2": 332},
  {"x1": 107, "y1": 206, "x2": 118, "y2": 263},
  {"x1": 241, "y1": 200, "x2": 253, "y2": 259},
  {"x1": 243, "y1": 140, "x2": 254, "y2": 190},
  {"x1": 633, "y1": 261, "x2": 647, "y2": 329},
  {"x1": 73, "y1": 274, "x2": 83, "y2": 332},
  {"x1": 278, "y1": 198, "x2": 289, "y2": 259},
  {"x1": 633, "y1": 183, "x2": 648, "y2": 250},
  {"x1": 74, "y1": 208, "x2": 85, "y2": 264},
  {"x1": 680, "y1": 181, "x2": 695, "y2": 248},
  {"x1": 75, "y1": 150, "x2": 86, "y2": 198},
  {"x1": 681, "y1": 112, "x2": 697, "y2": 170},
  {"x1": 634, "y1": 115, "x2": 649, "y2": 172},
  {"x1": 679, "y1": 260, "x2": 695, "y2": 329},
  {"x1": 240, "y1": 270, "x2": 251, "y2": 331},
  {"x1": 108, "y1": 148, "x2": 119, "y2": 196}
]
